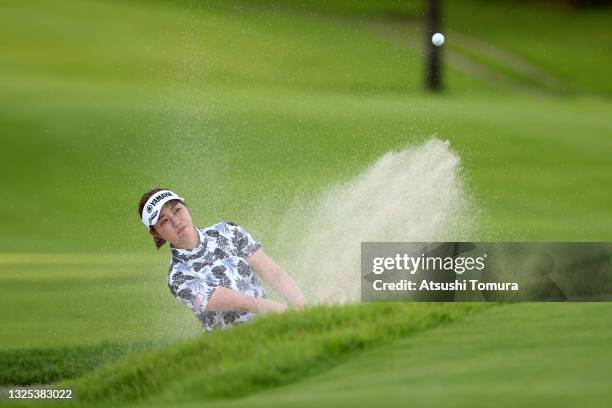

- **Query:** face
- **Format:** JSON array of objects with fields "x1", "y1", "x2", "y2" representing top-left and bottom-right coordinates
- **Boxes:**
[{"x1": 150, "y1": 201, "x2": 194, "y2": 246}]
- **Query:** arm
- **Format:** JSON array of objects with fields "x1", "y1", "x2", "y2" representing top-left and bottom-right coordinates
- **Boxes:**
[
  {"x1": 206, "y1": 286, "x2": 287, "y2": 314},
  {"x1": 246, "y1": 249, "x2": 307, "y2": 309}
]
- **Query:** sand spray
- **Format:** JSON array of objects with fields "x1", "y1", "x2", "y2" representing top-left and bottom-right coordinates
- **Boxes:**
[{"x1": 272, "y1": 138, "x2": 480, "y2": 304}]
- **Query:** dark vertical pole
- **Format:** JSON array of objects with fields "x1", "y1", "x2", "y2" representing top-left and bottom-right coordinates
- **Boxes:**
[{"x1": 425, "y1": 0, "x2": 442, "y2": 91}]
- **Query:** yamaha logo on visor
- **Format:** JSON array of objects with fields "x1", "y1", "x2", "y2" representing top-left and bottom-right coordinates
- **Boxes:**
[{"x1": 140, "y1": 189, "x2": 184, "y2": 228}]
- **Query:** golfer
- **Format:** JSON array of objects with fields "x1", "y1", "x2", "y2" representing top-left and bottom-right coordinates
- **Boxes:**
[{"x1": 138, "y1": 188, "x2": 306, "y2": 331}]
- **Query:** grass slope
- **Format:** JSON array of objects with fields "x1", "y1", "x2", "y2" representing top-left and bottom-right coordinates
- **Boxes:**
[
  {"x1": 64, "y1": 303, "x2": 489, "y2": 405},
  {"x1": 163, "y1": 303, "x2": 612, "y2": 408}
]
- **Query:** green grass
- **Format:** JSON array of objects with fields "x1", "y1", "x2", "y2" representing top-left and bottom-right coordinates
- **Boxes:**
[
  {"x1": 229, "y1": 0, "x2": 612, "y2": 95},
  {"x1": 0, "y1": 341, "x2": 159, "y2": 386},
  {"x1": 64, "y1": 302, "x2": 490, "y2": 405},
  {"x1": 0, "y1": 0, "x2": 611, "y2": 404},
  {"x1": 1, "y1": 0, "x2": 611, "y2": 254},
  {"x1": 181, "y1": 303, "x2": 612, "y2": 408},
  {"x1": 445, "y1": 1, "x2": 612, "y2": 96},
  {"x1": 7, "y1": 303, "x2": 612, "y2": 407},
  {"x1": 0, "y1": 255, "x2": 201, "y2": 350}
]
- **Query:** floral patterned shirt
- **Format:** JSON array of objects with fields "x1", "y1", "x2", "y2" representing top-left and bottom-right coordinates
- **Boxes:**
[{"x1": 167, "y1": 221, "x2": 266, "y2": 331}]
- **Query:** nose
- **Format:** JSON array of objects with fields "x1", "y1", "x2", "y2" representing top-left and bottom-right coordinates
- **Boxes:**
[{"x1": 169, "y1": 215, "x2": 181, "y2": 228}]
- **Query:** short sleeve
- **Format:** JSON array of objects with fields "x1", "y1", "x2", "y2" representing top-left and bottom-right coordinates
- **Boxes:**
[{"x1": 227, "y1": 221, "x2": 262, "y2": 258}]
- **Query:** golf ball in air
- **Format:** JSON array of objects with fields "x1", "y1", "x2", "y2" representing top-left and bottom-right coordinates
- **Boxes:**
[{"x1": 432, "y1": 33, "x2": 445, "y2": 46}]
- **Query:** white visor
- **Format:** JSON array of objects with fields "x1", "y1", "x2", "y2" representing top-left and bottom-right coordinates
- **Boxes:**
[{"x1": 141, "y1": 190, "x2": 184, "y2": 228}]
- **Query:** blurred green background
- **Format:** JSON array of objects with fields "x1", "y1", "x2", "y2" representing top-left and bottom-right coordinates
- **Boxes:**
[
  {"x1": 0, "y1": 0, "x2": 611, "y2": 405},
  {"x1": 2, "y1": 0, "x2": 610, "y2": 254}
]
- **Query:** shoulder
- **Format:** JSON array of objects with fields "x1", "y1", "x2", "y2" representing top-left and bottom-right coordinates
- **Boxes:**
[
  {"x1": 200, "y1": 221, "x2": 243, "y2": 238},
  {"x1": 199, "y1": 221, "x2": 261, "y2": 254},
  {"x1": 200, "y1": 221, "x2": 230, "y2": 233}
]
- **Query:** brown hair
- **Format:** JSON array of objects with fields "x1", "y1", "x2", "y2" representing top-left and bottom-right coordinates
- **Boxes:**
[{"x1": 138, "y1": 187, "x2": 187, "y2": 250}]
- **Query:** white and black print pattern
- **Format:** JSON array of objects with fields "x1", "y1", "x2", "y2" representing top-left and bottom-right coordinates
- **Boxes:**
[{"x1": 167, "y1": 221, "x2": 266, "y2": 331}]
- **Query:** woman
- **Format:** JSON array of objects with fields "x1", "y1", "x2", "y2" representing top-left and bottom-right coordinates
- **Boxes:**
[{"x1": 138, "y1": 188, "x2": 306, "y2": 331}]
